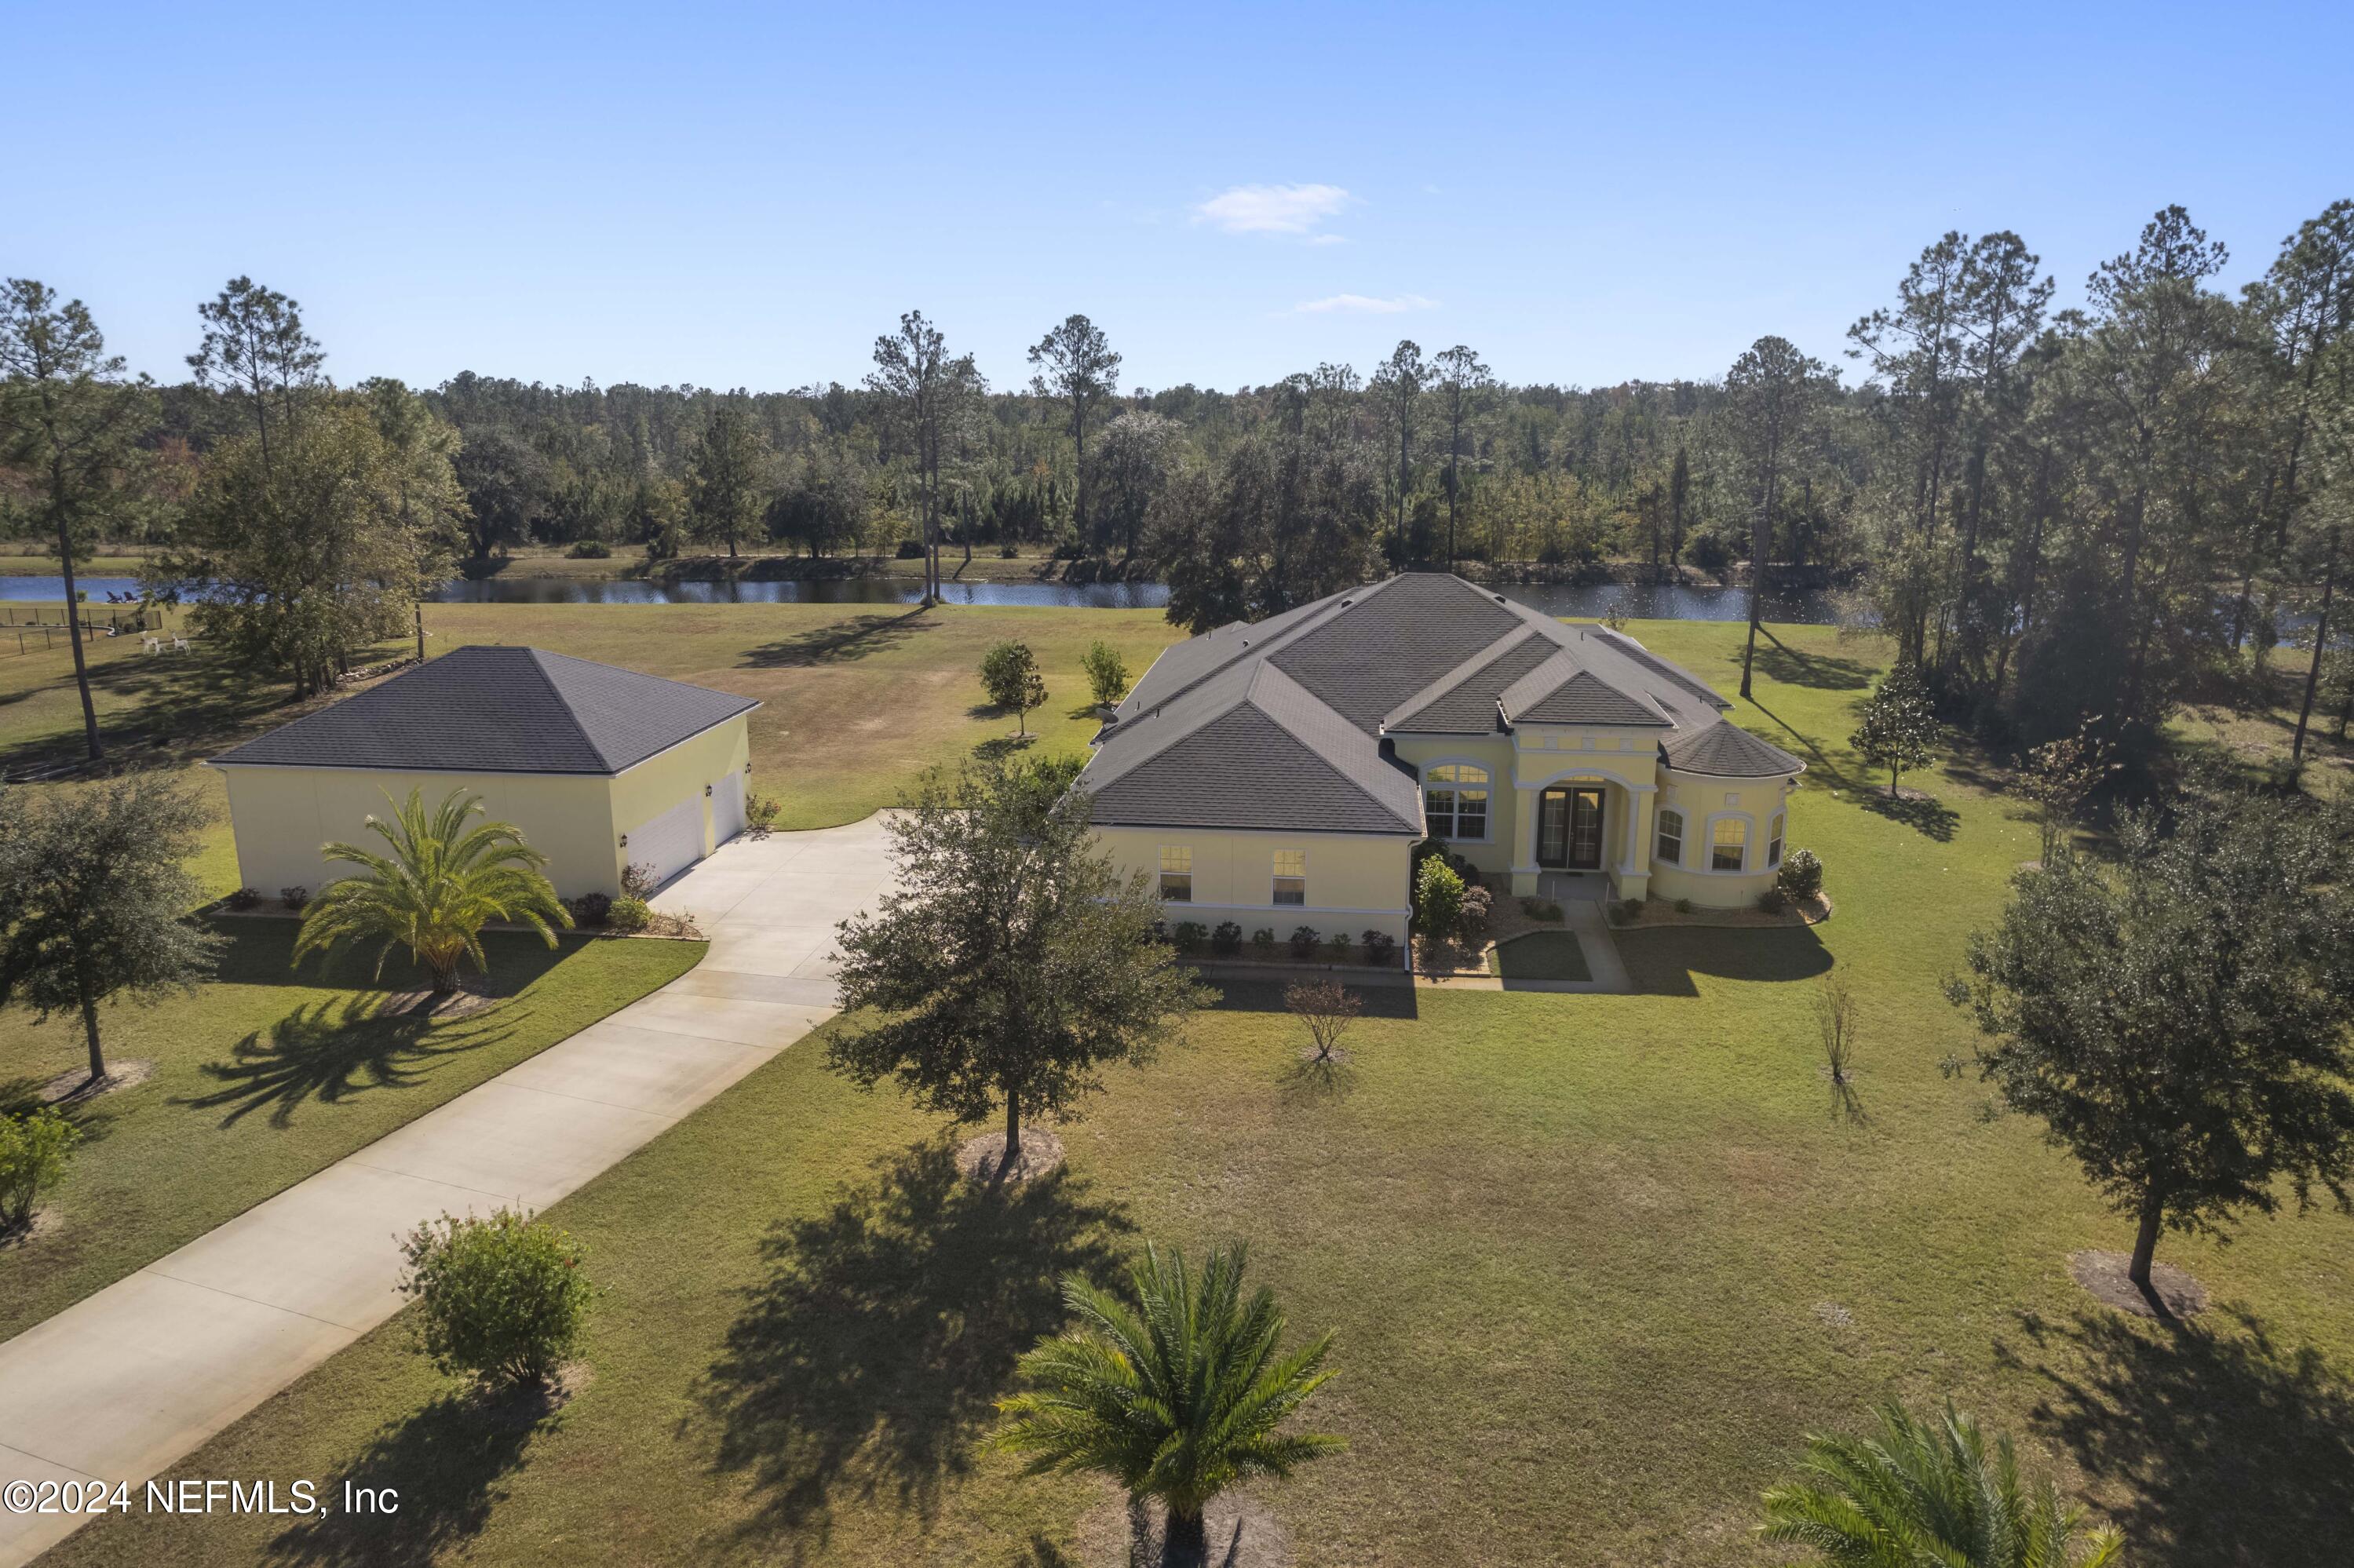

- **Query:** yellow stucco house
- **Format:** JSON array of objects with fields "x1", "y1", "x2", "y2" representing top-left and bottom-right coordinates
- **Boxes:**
[
  {"x1": 210, "y1": 646, "x2": 758, "y2": 899},
  {"x1": 1078, "y1": 573, "x2": 1805, "y2": 943}
]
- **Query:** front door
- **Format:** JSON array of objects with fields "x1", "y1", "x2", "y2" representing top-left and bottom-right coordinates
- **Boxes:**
[
  {"x1": 1568, "y1": 787, "x2": 1604, "y2": 870},
  {"x1": 1538, "y1": 788, "x2": 1570, "y2": 866}
]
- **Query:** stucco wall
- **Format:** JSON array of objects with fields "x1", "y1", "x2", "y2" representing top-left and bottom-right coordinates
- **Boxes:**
[
  {"x1": 217, "y1": 715, "x2": 751, "y2": 902},
  {"x1": 1647, "y1": 769, "x2": 1796, "y2": 910},
  {"x1": 607, "y1": 718, "x2": 754, "y2": 878},
  {"x1": 1090, "y1": 826, "x2": 1414, "y2": 943},
  {"x1": 1389, "y1": 736, "x2": 1516, "y2": 875}
]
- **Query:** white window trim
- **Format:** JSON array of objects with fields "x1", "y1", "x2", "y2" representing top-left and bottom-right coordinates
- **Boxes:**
[
  {"x1": 1699, "y1": 811, "x2": 1757, "y2": 876},
  {"x1": 1767, "y1": 812, "x2": 1786, "y2": 868},
  {"x1": 1421, "y1": 757, "x2": 1495, "y2": 843},
  {"x1": 1655, "y1": 807, "x2": 1686, "y2": 866}
]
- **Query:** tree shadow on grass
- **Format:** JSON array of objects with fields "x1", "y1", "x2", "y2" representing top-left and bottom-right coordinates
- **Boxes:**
[
  {"x1": 0, "y1": 644, "x2": 301, "y2": 778},
  {"x1": 739, "y1": 609, "x2": 932, "y2": 669},
  {"x1": 1854, "y1": 786, "x2": 1961, "y2": 842},
  {"x1": 1750, "y1": 642, "x2": 1875, "y2": 691},
  {"x1": 972, "y1": 733, "x2": 1040, "y2": 763},
  {"x1": 177, "y1": 998, "x2": 515, "y2": 1129},
  {"x1": 2000, "y1": 1306, "x2": 2354, "y2": 1567},
  {"x1": 263, "y1": 1383, "x2": 567, "y2": 1568},
  {"x1": 1203, "y1": 978, "x2": 1419, "y2": 1020},
  {"x1": 1619, "y1": 926, "x2": 1831, "y2": 997},
  {"x1": 699, "y1": 1136, "x2": 1133, "y2": 1558}
]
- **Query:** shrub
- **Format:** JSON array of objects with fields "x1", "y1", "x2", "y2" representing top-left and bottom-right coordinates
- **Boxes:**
[
  {"x1": 608, "y1": 895, "x2": 653, "y2": 933},
  {"x1": 225, "y1": 887, "x2": 263, "y2": 911},
  {"x1": 1776, "y1": 847, "x2": 1824, "y2": 902},
  {"x1": 279, "y1": 886, "x2": 310, "y2": 912},
  {"x1": 621, "y1": 862, "x2": 658, "y2": 899},
  {"x1": 565, "y1": 538, "x2": 612, "y2": 559},
  {"x1": 998, "y1": 540, "x2": 1020, "y2": 558},
  {"x1": 1172, "y1": 920, "x2": 1207, "y2": 955},
  {"x1": 1324, "y1": 933, "x2": 1356, "y2": 963},
  {"x1": 896, "y1": 538, "x2": 927, "y2": 559},
  {"x1": 1210, "y1": 920, "x2": 1243, "y2": 957},
  {"x1": 746, "y1": 792, "x2": 782, "y2": 833},
  {"x1": 1519, "y1": 895, "x2": 1564, "y2": 922},
  {"x1": 0, "y1": 1107, "x2": 82, "y2": 1230},
  {"x1": 1289, "y1": 925, "x2": 1320, "y2": 959},
  {"x1": 1615, "y1": 898, "x2": 1645, "y2": 924},
  {"x1": 1674, "y1": 896, "x2": 1695, "y2": 914},
  {"x1": 1250, "y1": 927, "x2": 1277, "y2": 958},
  {"x1": 1458, "y1": 884, "x2": 1494, "y2": 939},
  {"x1": 1757, "y1": 886, "x2": 1790, "y2": 914},
  {"x1": 568, "y1": 892, "x2": 612, "y2": 928},
  {"x1": 1414, "y1": 857, "x2": 1465, "y2": 940},
  {"x1": 398, "y1": 1209, "x2": 593, "y2": 1387},
  {"x1": 1361, "y1": 930, "x2": 1397, "y2": 968}
]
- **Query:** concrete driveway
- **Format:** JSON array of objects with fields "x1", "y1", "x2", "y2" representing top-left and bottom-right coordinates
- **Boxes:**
[{"x1": 0, "y1": 816, "x2": 895, "y2": 1567}]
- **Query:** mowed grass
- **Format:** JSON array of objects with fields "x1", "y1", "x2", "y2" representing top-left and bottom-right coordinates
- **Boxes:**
[
  {"x1": 0, "y1": 924, "x2": 705, "y2": 1340},
  {"x1": 1488, "y1": 928, "x2": 1593, "y2": 982},
  {"x1": 51, "y1": 618, "x2": 2354, "y2": 1568},
  {"x1": 0, "y1": 600, "x2": 1184, "y2": 893}
]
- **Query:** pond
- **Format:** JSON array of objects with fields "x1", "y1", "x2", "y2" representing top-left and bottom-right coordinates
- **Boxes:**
[{"x1": 2, "y1": 574, "x2": 1847, "y2": 623}]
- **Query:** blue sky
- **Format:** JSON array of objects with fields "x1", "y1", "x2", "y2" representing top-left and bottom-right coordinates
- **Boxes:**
[{"x1": 12, "y1": 2, "x2": 2352, "y2": 395}]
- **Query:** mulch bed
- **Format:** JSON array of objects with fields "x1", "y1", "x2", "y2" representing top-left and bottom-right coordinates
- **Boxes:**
[
  {"x1": 1079, "y1": 1490, "x2": 1291, "y2": 1568},
  {"x1": 2068, "y1": 1249, "x2": 2210, "y2": 1320},
  {"x1": 376, "y1": 985, "x2": 502, "y2": 1022},
  {"x1": 1619, "y1": 892, "x2": 1833, "y2": 931},
  {"x1": 0, "y1": 1209, "x2": 64, "y2": 1251},
  {"x1": 958, "y1": 1129, "x2": 1067, "y2": 1186},
  {"x1": 467, "y1": 1361, "x2": 594, "y2": 1431},
  {"x1": 39, "y1": 1059, "x2": 155, "y2": 1104}
]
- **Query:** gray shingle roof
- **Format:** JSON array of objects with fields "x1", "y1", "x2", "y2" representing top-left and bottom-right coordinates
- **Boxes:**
[
  {"x1": 1084, "y1": 660, "x2": 1422, "y2": 834},
  {"x1": 1662, "y1": 720, "x2": 1805, "y2": 778},
  {"x1": 1082, "y1": 573, "x2": 1766, "y2": 837},
  {"x1": 211, "y1": 646, "x2": 760, "y2": 775}
]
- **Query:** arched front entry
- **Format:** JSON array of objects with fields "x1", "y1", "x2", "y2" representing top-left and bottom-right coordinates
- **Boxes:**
[{"x1": 1534, "y1": 783, "x2": 1607, "y2": 870}]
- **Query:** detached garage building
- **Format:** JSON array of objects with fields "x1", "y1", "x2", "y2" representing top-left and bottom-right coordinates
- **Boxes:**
[{"x1": 211, "y1": 645, "x2": 760, "y2": 899}]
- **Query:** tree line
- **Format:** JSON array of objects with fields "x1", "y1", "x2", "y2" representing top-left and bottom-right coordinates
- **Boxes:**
[{"x1": 5, "y1": 196, "x2": 2351, "y2": 759}]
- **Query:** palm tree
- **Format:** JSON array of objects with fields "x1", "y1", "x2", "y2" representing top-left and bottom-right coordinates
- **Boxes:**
[
  {"x1": 294, "y1": 788, "x2": 569, "y2": 994},
  {"x1": 1760, "y1": 1402, "x2": 2123, "y2": 1567},
  {"x1": 996, "y1": 1242, "x2": 1345, "y2": 1564}
]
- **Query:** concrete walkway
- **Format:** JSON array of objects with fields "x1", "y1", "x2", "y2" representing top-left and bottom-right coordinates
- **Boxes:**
[{"x1": 0, "y1": 817, "x2": 894, "y2": 1567}]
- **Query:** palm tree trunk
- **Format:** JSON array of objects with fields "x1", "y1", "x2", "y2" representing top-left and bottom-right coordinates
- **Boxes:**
[{"x1": 1163, "y1": 1504, "x2": 1209, "y2": 1564}]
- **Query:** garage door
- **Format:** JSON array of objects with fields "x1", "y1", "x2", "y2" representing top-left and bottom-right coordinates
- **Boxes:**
[
  {"x1": 712, "y1": 771, "x2": 746, "y2": 844},
  {"x1": 624, "y1": 797, "x2": 705, "y2": 891}
]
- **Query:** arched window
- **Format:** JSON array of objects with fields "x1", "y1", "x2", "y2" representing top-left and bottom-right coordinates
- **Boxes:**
[
  {"x1": 1655, "y1": 808, "x2": 1684, "y2": 865},
  {"x1": 1710, "y1": 816, "x2": 1747, "y2": 872},
  {"x1": 1424, "y1": 763, "x2": 1490, "y2": 841},
  {"x1": 1768, "y1": 812, "x2": 1785, "y2": 868}
]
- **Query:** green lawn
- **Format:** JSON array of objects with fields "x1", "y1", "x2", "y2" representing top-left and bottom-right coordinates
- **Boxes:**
[
  {"x1": 0, "y1": 600, "x2": 1185, "y2": 894},
  {"x1": 0, "y1": 923, "x2": 705, "y2": 1340},
  {"x1": 49, "y1": 616, "x2": 2354, "y2": 1568},
  {"x1": 1488, "y1": 928, "x2": 1593, "y2": 982}
]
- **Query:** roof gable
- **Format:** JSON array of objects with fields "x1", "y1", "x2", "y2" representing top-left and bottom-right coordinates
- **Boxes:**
[{"x1": 210, "y1": 646, "x2": 759, "y2": 775}]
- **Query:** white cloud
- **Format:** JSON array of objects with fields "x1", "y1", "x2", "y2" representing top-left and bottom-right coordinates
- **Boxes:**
[
  {"x1": 1195, "y1": 183, "x2": 1352, "y2": 235},
  {"x1": 1305, "y1": 232, "x2": 1349, "y2": 246},
  {"x1": 1292, "y1": 293, "x2": 1439, "y2": 315}
]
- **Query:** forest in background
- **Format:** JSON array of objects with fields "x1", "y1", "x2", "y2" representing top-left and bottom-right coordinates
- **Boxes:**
[{"x1": 5, "y1": 199, "x2": 2352, "y2": 762}]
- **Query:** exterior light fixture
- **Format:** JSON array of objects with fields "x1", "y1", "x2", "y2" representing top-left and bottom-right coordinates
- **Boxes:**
[
  {"x1": 619, "y1": 833, "x2": 629, "y2": 848},
  {"x1": 704, "y1": 783, "x2": 713, "y2": 797}
]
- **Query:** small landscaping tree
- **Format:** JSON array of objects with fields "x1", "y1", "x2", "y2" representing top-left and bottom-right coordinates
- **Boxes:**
[
  {"x1": 1081, "y1": 638, "x2": 1130, "y2": 707},
  {"x1": 398, "y1": 1209, "x2": 593, "y2": 1388},
  {"x1": 1413, "y1": 856, "x2": 1465, "y2": 943},
  {"x1": 1286, "y1": 979, "x2": 1362, "y2": 1063},
  {"x1": 0, "y1": 774, "x2": 223, "y2": 1086},
  {"x1": 980, "y1": 639, "x2": 1049, "y2": 737},
  {"x1": 1776, "y1": 847, "x2": 1823, "y2": 903},
  {"x1": 295, "y1": 788, "x2": 570, "y2": 994},
  {"x1": 1760, "y1": 1402, "x2": 2122, "y2": 1567},
  {"x1": 997, "y1": 1241, "x2": 1345, "y2": 1563},
  {"x1": 1948, "y1": 785, "x2": 2354, "y2": 1289},
  {"x1": 2021, "y1": 715, "x2": 2119, "y2": 863},
  {"x1": 830, "y1": 753, "x2": 1210, "y2": 1167},
  {"x1": 0, "y1": 1106, "x2": 82, "y2": 1231},
  {"x1": 1849, "y1": 660, "x2": 1939, "y2": 797}
]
